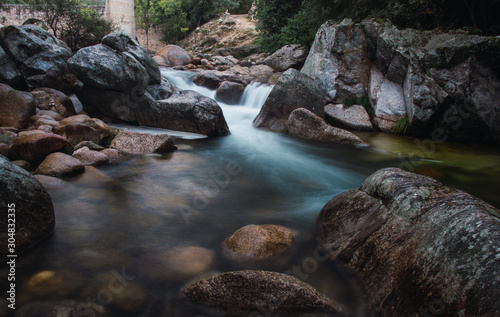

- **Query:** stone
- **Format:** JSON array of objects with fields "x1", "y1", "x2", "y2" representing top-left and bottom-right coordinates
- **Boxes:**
[
  {"x1": 215, "y1": 81, "x2": 245, "y2": 104},
  {"x1": 110, "y1": 131, "x2": 176, "y2": 154},
  {"x1": 146, "y1": 77, "x2": 175, "y2": 101},
  {"x1": 8, "y1": 132, "x2": 73, "y2": 164},
  {"x1": 54, "y1": 123, "x2": 101, "y2": 146},
  {"x1": 223, "y1": 224, "x2": 295, "y2": 266},
  {"x1": 0, "y1": 143, "x2": 10, "y2": 157},
  {"x1": 155, "y1": 45, "x2": 192, "y2": 66},
  {"x1": 302, "y1": 20, "x2": 371, "y2": 103},
  {"x1": 324, "y1": 104, "x2": 374, "y2": 131},
  {"x1": 12, "y1": 159, "x2": 31, "y2": 171},
  {"x1": 73, "y1": 149, "x2": 110, "y2": 166},
  {"x1": 37, "y1": 110, "x2": 64, "y2": 121},
  {"x1": 182, "y1": 270, "x2": 346, "y2": 316},
  {"x1": 287, "y1": 108, "x2": 365, "y2": 145},
  {"x1": 193, "y1": 70, "x2": 248, "y2": 90},
  {"x1": 74, "y1": 141, "x2": 104, "y2": 151},
  {"x1": 253, "y1": 69, "x2": 325, "y2": 132},
  {"x1": 264, "y1": 44, "x2": 309, "y2": 72},
  {"x1": 100, "y1": 148, "x2": 122, "y2": 160},
  {"x1": 28, "y1": 115, "x2": 60, "y2": 130},
  {"x1": 153, "y1": 55, "x2": 168, "y2": 66},
  {"x1": 24, "y1": 270, "x2": 84, "y2": 299},
  {"x1": 373, "y1": 78, "x2": 407, "y2": 132},
  {"x1": 0, "y1": 45, "x2": 25, "y2": 89},
  {"x1": 0, "y1": 83, "x2": 36, "y2": 128},
  {"x1": 0, "y1": 25, "x2": 73, "y2": 91},
  {"x1": 102, "y1": 32, "x2": 162, "y2": 85},
  {"x1": 35, "y1": 152, "x2": 85, "y2": 177},
  {"x1": 318, "y1": 168, "x2": 500, "y2": 316},
  {"x1": 139, "y1": 246, "x2": 216, "y2": 283},
  {"x1": 0, "y1": 155, "x2": 55, "y2": 261},
  {"x1": 16, "y1": 300, "x2": 107, "y2": 317},
  {"x1": 34, "y1": 174, "x2": 67, "y2": 189},
  {"x1": 31, "y1": 87, "x2": 76, "y2": 118},
  {"x1": 248, "y1": 64, "x2": 276, "y2": 83},
  {"x1": 138, "y1": 90, "x2": 230, "y2": 137}
]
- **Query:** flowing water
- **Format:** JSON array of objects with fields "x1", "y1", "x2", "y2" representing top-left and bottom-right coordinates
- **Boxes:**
[{"x1": 2, "y1": 69, "x2": 500, "y2": 317}]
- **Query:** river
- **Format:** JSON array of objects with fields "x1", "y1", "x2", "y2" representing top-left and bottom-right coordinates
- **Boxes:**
[{"x1": 3, "y1": 69, "x2": 500, "y2": 317}]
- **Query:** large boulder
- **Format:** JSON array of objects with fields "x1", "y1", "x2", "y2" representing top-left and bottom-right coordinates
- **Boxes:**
[
  {"x1": 110, "y1": 131, "x2": 176, "y2": 154},
  {"x1": 215, "y1": 81, "x2": 245, "y2": 104},
  {"x1": 318, "y1": 168, "x2": 500, "y2": 316},
  {"x1": 8, "y1": 132, "x2": 73, "y2": 164},
  {"x1": 182, "y1": 270, "x2": 346, "y2": 316},
  {"x1": 0, "y1": 25, "x2": 73, "y2": 91},
  {"x1": 324, "y1": 104, "x2": 373, "y2": 131},
  {"x1": 155, "y1": 45, "x2": 192, "y2": 66},
  {"x1": 287, "y1": 108, "x2": 365, "y2": 145},
  {"x1": 253, "y1": 69, "x2": 325, "y2": 132},
  {"x1": 0, "y1": 155, "x2": 55, "y2": 261},
  {"x1": 302, "y1": 20, "x2": 371, "y2": 103},
  {"x1": 193, "y1": 70, "x2": 248, "y2": 90},
  {"x1": 0, "y1": 83, "x2": 36, "y2": 128},
  {"x1": 0, "y1": 45, "x2": 25, "y2": 89},
  {"x1": 138, "y1": 90, "x2": 230, "y2": 137},
  {"x1": 264, "y1": 44, "x2": 309, "y2": 72}
]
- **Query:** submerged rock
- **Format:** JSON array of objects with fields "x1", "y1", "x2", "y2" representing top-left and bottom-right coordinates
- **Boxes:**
[
  {"x1": 0, "y1": 155, "x2": 55, "y2": 261},
  {"x1": 318, "y1": 167, "x2": 500, "y2": 316},
  {"x1": 182, "y1": 270, "x2": 346, "y2": 316},
  {"x1": 16, "y1": 300, "x2": 108, "y2": 317},
  {"x1": 110, "y1": 131, "x2": 176, "y2": 154}
]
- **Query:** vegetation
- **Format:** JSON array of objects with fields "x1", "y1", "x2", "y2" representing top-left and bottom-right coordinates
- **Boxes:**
[
  {"x1": 255, "y1": 0, "x2": 500, "y2": 52},
  {"x1": 393, "y1": 114, "x2": 411, "y2": 134}
]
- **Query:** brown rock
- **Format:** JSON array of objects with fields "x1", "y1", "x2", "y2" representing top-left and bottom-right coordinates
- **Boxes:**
[
  {"x1": 110, "y1": 131, "x2": 176, "y2": 154},
  {"x1": 35, "y1": 152, "x2": 85, "y2": 177},
  {"x1": 31, "y1": 87, "x2": 76, "y2": 117},
  {"x1": 34, "y1": 174, "x2": 67, "y2": 189},
  {"x1": 60, "y1": 115, "x2": 110, "y2": 140},
  {"x1": 100, "y1": 148, "x2": 122, "y2": 160},
  {"x1": 8, "y1": 132, "x2": 73, "y2": 164},
  {"x1": 12, "y1": 160, "x2": 31, "y2": 171},
  {"x1": 54, "y1": 123, "x2": 100, "y2": 146},
  {"x1": 0, "y1": 143, "x2": 9, "y2": 157},
  {"x1": 73, "y1": 149, "x2": 109, "y2": 166},
  {"x1": 37, "y1": 110, "x2": 64, "y2": 121},
  {"x1": 155, "y1": 45, "x2": 192, "y2": 66},
  {"x1": 0, "y1": 83, "x2": 36, "y2": 128}
]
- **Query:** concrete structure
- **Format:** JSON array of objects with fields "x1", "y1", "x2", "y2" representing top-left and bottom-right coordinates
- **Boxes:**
[{"x1": 105, "y1": 0, "x2": 136, "y2": 39}]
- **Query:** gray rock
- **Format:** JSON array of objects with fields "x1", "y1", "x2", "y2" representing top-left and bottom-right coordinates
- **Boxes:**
[
  {"x1": 35, "y1": 152, "x2": 85, "y2": 177},
  {"x1": 253, "y1": 69, "x2": 325, "y2": 132},
  {"x1": 0, "y1": 155, "x2": 55, "y2": 261},
  {"x1": 302, "y1": 20, "x2": 371, "y2": 103},
  {"x1": 0, "y1": 25, "x2": 72, "y2": 91},
  {"x1": 102, "y1": 32, "x2": 162, "y2": 85},
  {"x1": 146, "y1": 77, "x2": 175, "y2": 101},
  {"x1": 182, "y1": 270, "x2": 346, "y2": 316},
  {"x1": 0, "y1": 45, "x2": 25, "y2": 89},
  {"x1": 0, "y1": 83, "x2": 36, "y2": 129},
  {"x1": 318, "y1": 167, "x2": 500, "y2": 316},
  {"x1": 287, "y1": 108, "x2": 365, "y2": 145},
  {"x1": 193, "y1": 70, "x2": 248, "y2": 89},
  {"x1": 215, "y1": 81, "x2": 245, "y2": 104},
  {"x1": 248, "y1": 64, "x2": 276, "y2": 84},
  {"x1": 264, "y1": 44, "x2": 309, "y2": 72},
  {"x1": 110, "y1": 130, "x2": 176, "y2": 154},
  {"x1": 325, "y1": 104, "x2": 373, "y2": 131},
  {"x1": 138, "y1": 90, "x2": 230, "y2": 137}
]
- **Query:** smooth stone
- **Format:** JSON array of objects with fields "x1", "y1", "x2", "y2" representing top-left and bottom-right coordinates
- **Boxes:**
[
  {"x1": 110, "y1": 130, "x2": 176, "y2": 154},
  {"x1": 35, "y1": 152, "x2": 85, "y2": 177},
  {"x1": 73, "y1": 150, "x2": 109, "y2": 166}
]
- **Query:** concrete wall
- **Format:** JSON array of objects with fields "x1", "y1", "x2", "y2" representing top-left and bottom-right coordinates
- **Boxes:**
[{"x1": 104, "y1": 0, "x2": 135, "y2": 38}]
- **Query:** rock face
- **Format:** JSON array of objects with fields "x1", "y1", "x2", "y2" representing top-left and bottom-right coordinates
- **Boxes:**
[
  {"x1": 0, "y1": 155, "x2": 55, "y2": 261},
  {"x1": 301, "y1": 19, "x2": 500, "y2": 142},
  {"x1": 8, "y1": 132, "x2": 73, "y2": 164},
  {"x1": 182, "y1": 270, "x2": 345, "y2": 316},
  {"x1": 155, "y1": 45, "x2": 192, "y2": 66},
  {"x1": 138, "y1": 90, "x2": 230, "y2": 137},
  {"x1": 223, "y1": 224, "x2": 295, "y2": 266},
  {"x1": 110, "y1": 131, "x2": 176, "y2": 154},
  {"x1": 253, "y1": 69, "x2": 325, "y2": 132},
  {"x1": 0, "y1": 25, "x2": 73, "y2": 92},
  {"x1": 324, "y1": 104, "x2": 373, "y2": 131},
  {"x1": 318, "y1": 168, "x2": 500, "y2": 316},
  {"x1": 287, "y1": 108, "x2": 365, "y2": 145},
  {"x1": 264, "y1": 44, "x2": 309, "y2": 72},
  {"x1": 0, "y1": 83, "x2": 36, "y2": 128}
]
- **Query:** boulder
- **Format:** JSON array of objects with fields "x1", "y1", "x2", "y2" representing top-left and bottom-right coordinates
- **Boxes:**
[
  {"x1": 74, "y1": 140, "x2": 104, "y2": 151},
  {"x1": 302, "y1": 20, "x2": 371, "y2": 103},
  {"x1": 73, "y1": 149, "x2": 109, "y2": 166},
  {"x1": 253, "y1": 69, "x2": 325, "y2": 132},
  {"x1": 54, "y1": 123, "x2": 100, "y2": 146},
  {"x1": 318, "y1": 168, "x2": 500, "y2": 316},
  {"x1": 8, "y1": 132, "x2": 73, "y2": 164},
  {"x1": 264, "y1": 44, "x2": 309, "y2": 72},
  {"x1": 215, "y1": 81, "x2": 245, "y2": 104},
  {"x1": 0, "y1": 143, "x2": 10, "y2": 157},
  {"x1": 155, "y1": 45, "x2": 192, "y2": 66},
  {"x1": 182, "y1": 270, "x2": 346, "y2": 316},
  {"x1": 0, "y1": 25, "x2": 73, "y2": 91},
  {"x1": 193, "y1": 70, "x2": 248, "y2": 90},
  {"x1": 146, "y1": 77, "x2": 175, "y2": 101},
  {"x1": 0, "y1": 155, "x2": 55, "y2": 261},
  {"x1": 35, "y1": 152, "x2": 85, "y2": 177},
  {"x1": 34, "y1": 174, "x2": 67, "y2": 190},
  {"x1": 0, "y1": 45, "x2": 25, "y2": 89},
  {"x1": 324, "y1": 104, "x2": 373, "y2": 131},
  {"x1": 31, "y1": 88, "x2": 77, "y2": 118},
  {"x1": 0, "y1": 83, "x2": 36, "y2": 128},
  {"x1": 223, "y1": 224, "x2": 295, "y2": 266},
  {"x1": 248, "y1": 64, "x2": 276, "y2": 84},
  {"x1": 16, "y1": 300, "x2": 107, "y2": 317},
  {"x1": 139, "y1": 246, "x2": 215, "y2": 283},
  {"x1": 12, "y1": 159, "x2": 31, "y2": 170},
  {"x1": 110, "y1": 131, "x2": 176, "y2": 154},
  {"x1": 138, "y1": 90, "x2": 230, "y2": 137},
  {"x1": 287, "y1": 108, "x2": 365, "y2": 145},
  {"x1": 36, "y1": 110, "x2": 64, "y2": 121},
  {"x1": 102, "y1": 32, "x2": 162, "y2": 85},
  {"x1": 100, "y1": 148, "x2": 122, "y2": 160}
]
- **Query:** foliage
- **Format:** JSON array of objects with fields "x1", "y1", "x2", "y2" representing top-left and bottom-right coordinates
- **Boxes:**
[
  {"x1": 393, "y1": 114, "x2": 411, "y2": 134},
  {"x1": 343, "y1": 95, "x2": 374, "y2": 116}
]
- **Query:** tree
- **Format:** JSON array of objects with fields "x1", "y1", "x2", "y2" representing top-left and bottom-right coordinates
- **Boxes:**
[{"x1": 135, "y1": 0, "x2": 162, "y2": 50}]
